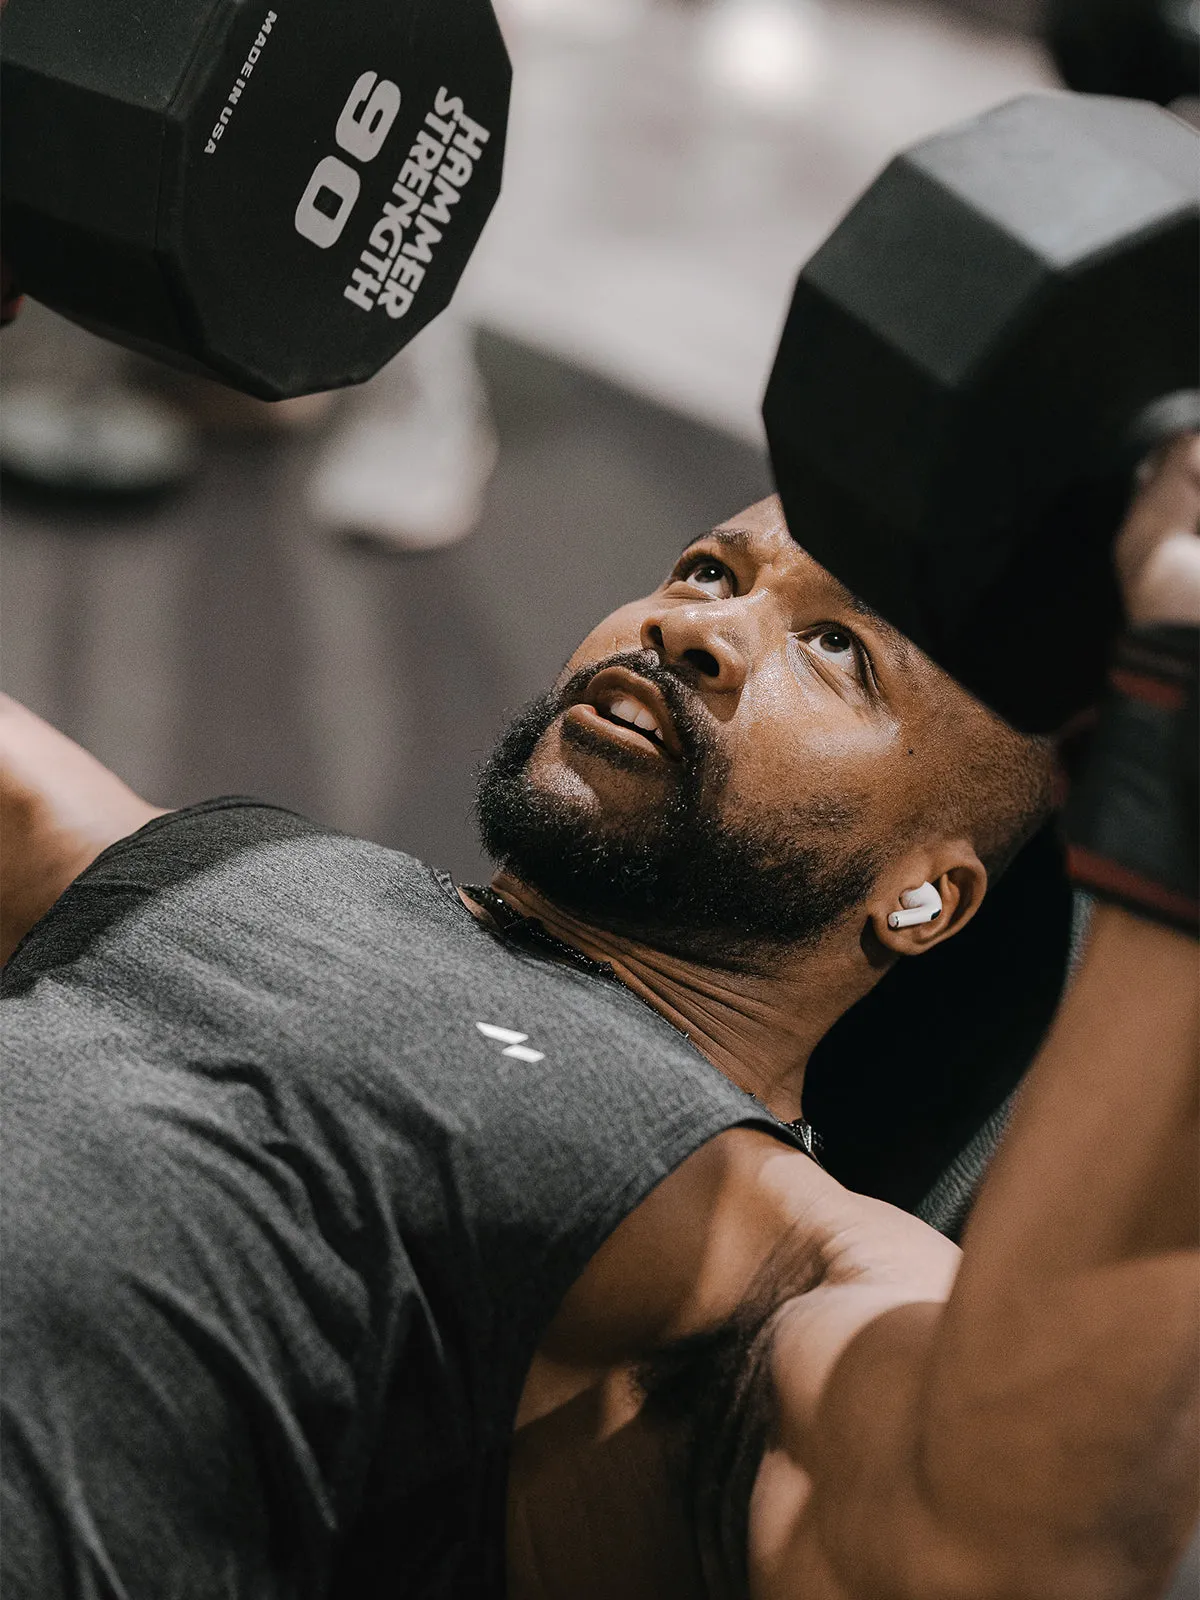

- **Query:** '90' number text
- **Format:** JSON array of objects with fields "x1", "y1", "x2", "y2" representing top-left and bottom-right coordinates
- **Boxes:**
[{"x1": 294, "y1": 72, "x2": 401, "y2": 248}]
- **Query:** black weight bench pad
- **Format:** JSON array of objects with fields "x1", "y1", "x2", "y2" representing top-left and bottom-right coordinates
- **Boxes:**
[{"x1": 805, "y1": 823, "x2": 1076, "y2": 1238}]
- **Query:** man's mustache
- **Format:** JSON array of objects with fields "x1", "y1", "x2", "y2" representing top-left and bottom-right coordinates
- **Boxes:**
[{"x1": 554, "y1": 649, "x2": 713, "y2": 763}]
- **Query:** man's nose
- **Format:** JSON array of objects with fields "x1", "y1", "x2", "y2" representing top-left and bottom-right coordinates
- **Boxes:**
[{"x1": 639, "y1": 598, "x2": 752, "y2": 693}]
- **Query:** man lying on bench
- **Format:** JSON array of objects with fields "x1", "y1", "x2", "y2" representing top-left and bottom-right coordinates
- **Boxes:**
[{"x1": 2, "y1": 440, "x2": 1197, "y2": 1599}]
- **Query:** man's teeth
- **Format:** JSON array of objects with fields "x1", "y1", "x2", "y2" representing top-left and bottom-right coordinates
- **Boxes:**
[{"x1": 606, "y1": 695, "x2": 663, "y2": 741}]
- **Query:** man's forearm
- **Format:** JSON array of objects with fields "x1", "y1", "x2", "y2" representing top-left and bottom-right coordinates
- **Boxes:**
[
  {"x1": 948, "y1": 907, "x2": 1197, "y2": 1276},
  {"x1": 911, "y1": 906, "x2": 1198, "y2": 1598},
  {"x1": 794, "y1": 906, "x2": 1197, "y2": 1600}
]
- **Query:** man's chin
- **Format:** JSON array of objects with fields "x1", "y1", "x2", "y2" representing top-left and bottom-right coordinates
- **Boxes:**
[
  {"x1": 520, "y1": 714, "x2": 678, "y2": 819},
  {"x1": 475, "y1": 701, "x2": 880, "y2": 971}
]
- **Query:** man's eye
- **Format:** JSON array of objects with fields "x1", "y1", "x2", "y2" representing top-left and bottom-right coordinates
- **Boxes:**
[
  {"x1": 806, "y1": 628, "x2": 860, "y2": 671},
  {"x1": 676, "y1": 556, "x2": 734, "y2": 598},
  {"x1": 812, "y1": 628, "x2": 853, "y2": 658}
]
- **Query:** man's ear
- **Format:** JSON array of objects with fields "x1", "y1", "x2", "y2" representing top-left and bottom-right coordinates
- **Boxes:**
[{"x1": 868, "y1": 842, "x2": 988, "y2": 959}]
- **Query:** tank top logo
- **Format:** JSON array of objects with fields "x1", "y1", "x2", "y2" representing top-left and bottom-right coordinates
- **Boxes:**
[{"x1": 475, "y1": 1021, "x2": 545, "y2": 1064}]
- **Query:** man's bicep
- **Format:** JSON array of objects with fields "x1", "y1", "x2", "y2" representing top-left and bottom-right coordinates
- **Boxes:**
[
  {"x1": 752, "y1": 1296, "x2": 954, "y2": 1600},
  {"x1": 749, "y1": 1209, "x2": 960, "y2": 1600},
  {"x1": 759, "y1": 1183, "x2": 959, "y2": 1424}
]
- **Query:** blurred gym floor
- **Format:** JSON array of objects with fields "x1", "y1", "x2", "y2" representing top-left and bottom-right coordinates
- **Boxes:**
[{"x1": 0, "y1": 0, "x2": 1050, "y2": 881}]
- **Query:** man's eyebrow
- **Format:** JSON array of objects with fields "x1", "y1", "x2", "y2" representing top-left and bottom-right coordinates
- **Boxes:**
[{"x1": 678, "y1": 526, "x2": 756, "y2": 557}]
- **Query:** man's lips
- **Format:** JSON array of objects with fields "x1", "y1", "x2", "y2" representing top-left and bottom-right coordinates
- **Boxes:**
[{"x1": 566, "y1": 666, "x2": 686, "y2": 761}]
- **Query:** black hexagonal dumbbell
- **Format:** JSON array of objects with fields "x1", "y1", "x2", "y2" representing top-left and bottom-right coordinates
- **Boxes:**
[
  {"x1": 764, "y1": 93, "x2": 1199, "y2": 734},
  {"x1": 1, "y1": 0, "x2": 510, "y2": 399}
]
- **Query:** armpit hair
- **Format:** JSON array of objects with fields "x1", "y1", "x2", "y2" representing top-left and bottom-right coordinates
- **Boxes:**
[{"x1": 634, "y1": 1228, "x2": 826, "y2": 1600}]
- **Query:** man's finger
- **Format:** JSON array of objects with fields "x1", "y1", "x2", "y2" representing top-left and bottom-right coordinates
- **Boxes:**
[{"x1": 1116, "y1": 433, "x2": 1200, "y2": 628}]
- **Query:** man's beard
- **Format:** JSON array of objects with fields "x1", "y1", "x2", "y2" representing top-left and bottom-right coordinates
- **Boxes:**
[{"x1": 474, "y1": 651, "x2": 880, "y2": 974}]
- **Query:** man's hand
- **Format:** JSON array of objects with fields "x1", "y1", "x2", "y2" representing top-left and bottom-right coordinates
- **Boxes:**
[{"x1": 1117, "y1": 434, "x2": 1200, "y2": 627}]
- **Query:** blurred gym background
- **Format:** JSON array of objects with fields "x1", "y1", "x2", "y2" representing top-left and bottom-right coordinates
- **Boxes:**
[{"x1": 0, "y1": 0, "x2": 1183, "y2": 878}]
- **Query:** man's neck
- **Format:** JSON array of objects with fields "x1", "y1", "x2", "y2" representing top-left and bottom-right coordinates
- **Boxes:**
[{"x1": 476, "y1": 872, "x2": 875, "y2": 1123}]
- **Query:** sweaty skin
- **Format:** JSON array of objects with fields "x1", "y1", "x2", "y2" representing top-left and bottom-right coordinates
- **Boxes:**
[{"x1": 2, "y1": 445, "x2": 1198, "y2": 1599}]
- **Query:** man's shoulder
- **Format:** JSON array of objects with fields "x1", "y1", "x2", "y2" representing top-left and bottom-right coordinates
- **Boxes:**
[
  {"x1": 20, "y1": 793, "x2": 435, "y2": 919},
  {"x1": 3, "y1": 796, "x2": 707, "y2": 1066},
  {"x1": 1, "y1": 796, "x2": 418, "y2": 1019},
  {"x1": 76, "y1": 795, "x2": 405, "y2": 889}
]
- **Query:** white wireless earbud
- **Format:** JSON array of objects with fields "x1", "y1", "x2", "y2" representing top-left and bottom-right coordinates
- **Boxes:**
[{"x1": 887, "y1": 881, "x2": 943, "y2": 930}]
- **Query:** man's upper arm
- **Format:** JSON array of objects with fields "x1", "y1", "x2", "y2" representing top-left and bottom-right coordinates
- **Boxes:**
[
  {"x1": 537, "y1": 1126, "x2": 957, "y2": 1377},
  {"x1": 748, "y1": 1212, "x2": 960, "y2": 1600},
  {"x1": 0, "y1": 696, "x2": 164, "y2": 961},
  {"x1": 513, "y1": 1133, "x2": 959, "y2": 1600}
]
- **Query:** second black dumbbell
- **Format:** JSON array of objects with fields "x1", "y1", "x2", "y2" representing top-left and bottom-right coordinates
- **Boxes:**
[{"x1": 764, "y1": 92, "x2": 1198, "y2": 734}]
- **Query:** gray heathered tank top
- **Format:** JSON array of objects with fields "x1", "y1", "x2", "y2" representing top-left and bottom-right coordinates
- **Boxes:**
[{"x1": 1, "y1": 801, "x2": 789, "y2": 1599}]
